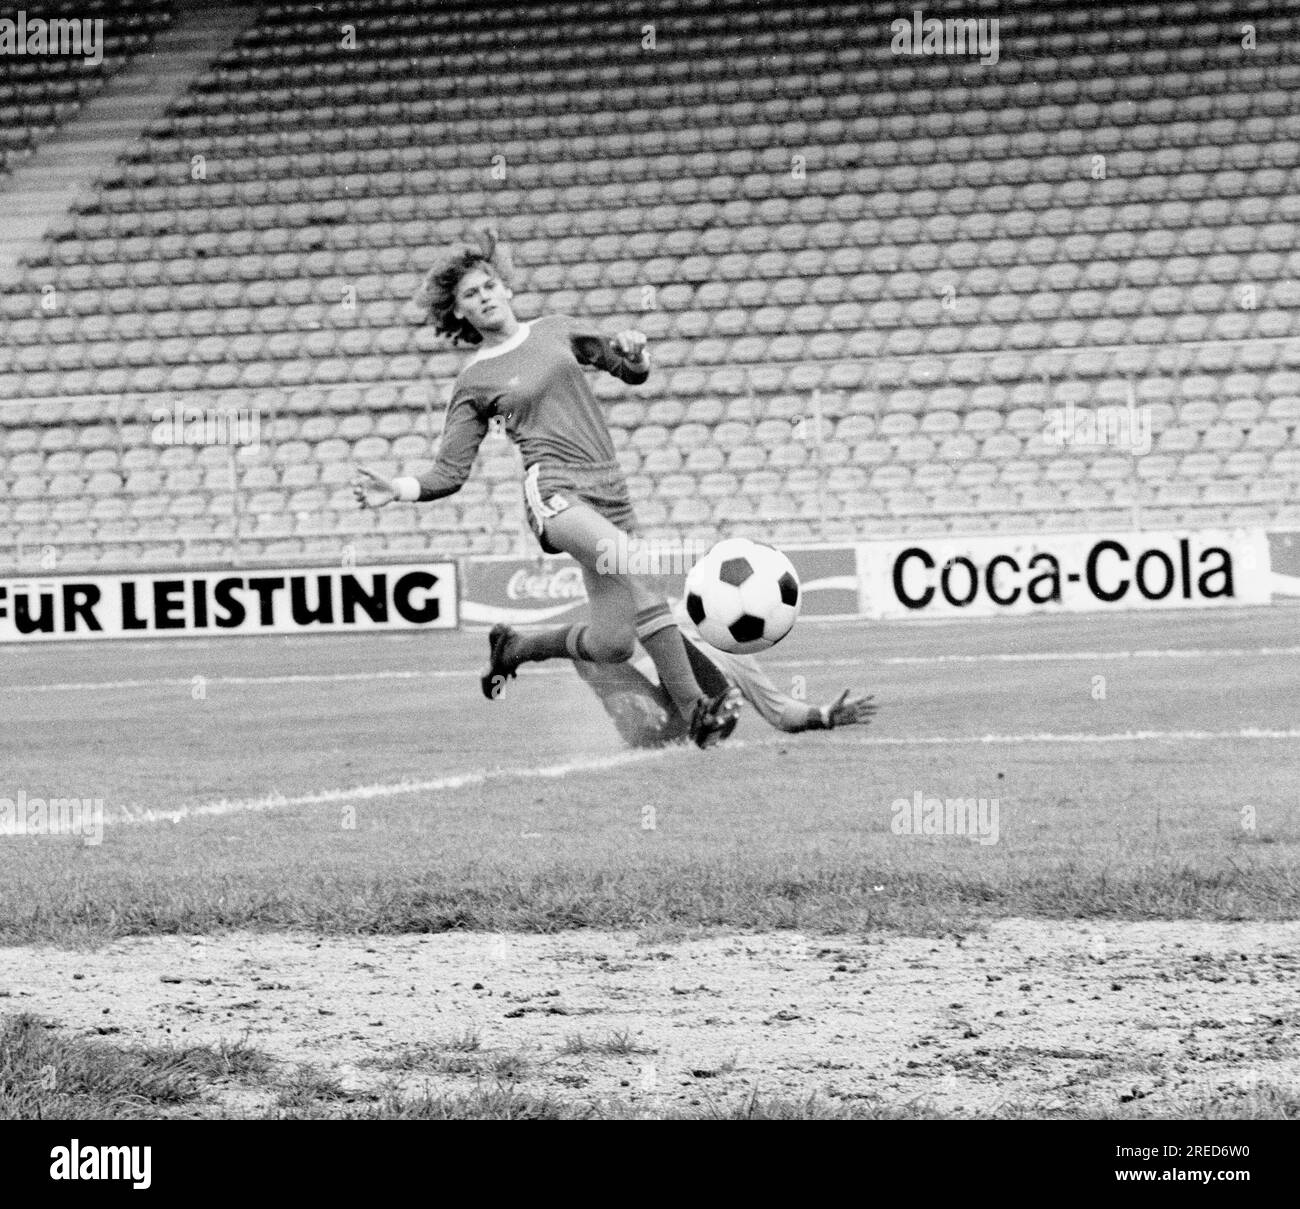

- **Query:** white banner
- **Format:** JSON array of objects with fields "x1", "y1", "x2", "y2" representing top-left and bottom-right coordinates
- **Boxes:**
[
  {"x1": 858, "y1": 530, "x2": 1270, "y2": 619},
  {"x1": 0, "y1": 563, "x2": 458, "y2": 642}
]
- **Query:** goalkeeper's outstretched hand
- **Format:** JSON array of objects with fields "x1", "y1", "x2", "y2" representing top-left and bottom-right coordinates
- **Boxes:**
[
  {"x1": 353, "y1": 466, "x2": 395, "y2": 510},
  {"x1": 824, "y1": 689, "x2": 877, "y2": 728}
]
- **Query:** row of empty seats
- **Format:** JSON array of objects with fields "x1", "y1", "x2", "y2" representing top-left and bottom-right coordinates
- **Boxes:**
[
  {"x1": 0, "y1": 0, "x2": 173, "y2": 173},
  {"x1": 1, "y1": 0, "x2": 1297, "y2": 570}
]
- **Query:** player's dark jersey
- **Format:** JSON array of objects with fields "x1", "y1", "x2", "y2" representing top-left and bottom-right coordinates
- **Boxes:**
[{"x1": 414, "y1": 315, "x2": 647, "y2": 501}]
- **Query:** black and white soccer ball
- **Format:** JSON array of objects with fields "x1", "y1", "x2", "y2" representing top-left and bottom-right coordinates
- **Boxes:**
[{"x1": 683, "y1": 538, "x2": 801, "y2": 655}]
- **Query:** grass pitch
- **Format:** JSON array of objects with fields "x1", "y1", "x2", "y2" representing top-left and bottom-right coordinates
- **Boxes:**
[{"x1": 1, "y1": 607, "x2": 1296, "y2": 945}]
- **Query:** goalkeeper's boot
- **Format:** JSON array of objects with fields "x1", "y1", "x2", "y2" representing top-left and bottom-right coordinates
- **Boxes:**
[
  {"x1": 480, "y1": 624, "x2": 521, "y2": 700},
  {"x1": 688, "y1": 685, "x2": 743, "y2": 749}
]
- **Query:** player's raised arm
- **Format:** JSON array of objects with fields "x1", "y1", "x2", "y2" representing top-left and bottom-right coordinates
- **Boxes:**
[
  {"x1": 357, "y1": 389, "x2": 489, "y2": 507},
  {"x1": 570, "y1": 327, "x2": 651, "y2": 385}
]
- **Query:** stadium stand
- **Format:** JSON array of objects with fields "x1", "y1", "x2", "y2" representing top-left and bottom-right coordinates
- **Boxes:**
[
  {"x1": 0, "y1": 2, "x2": 248, "y2": 281},
  {"x1": 1, "y1": 0, "x2": 1299, "y2": 570},
  {"x1": 0, "y1": 0, "x2": 172, "y2": 180}
]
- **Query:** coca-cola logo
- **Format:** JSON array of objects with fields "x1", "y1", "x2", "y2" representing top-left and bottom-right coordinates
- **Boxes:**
[{"x1": 505, "y1": 566, "x2": 587, "y2": 602}]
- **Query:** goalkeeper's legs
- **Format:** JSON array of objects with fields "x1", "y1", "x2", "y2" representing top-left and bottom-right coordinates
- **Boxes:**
[
  {"x1": 482, "y1": 504, "x2": 740, "y2": 746},
  {"x1": 572, "y1": 657, "x2": 686, "y2": 747}
]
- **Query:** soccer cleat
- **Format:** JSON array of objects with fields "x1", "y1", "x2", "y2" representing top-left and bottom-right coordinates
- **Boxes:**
[
  {"x1": 480, "y1": 623, "x2": 520, "y2": 700},
  {"x1": 688, "y1": 685, "x2": 743, "y2": 749}
]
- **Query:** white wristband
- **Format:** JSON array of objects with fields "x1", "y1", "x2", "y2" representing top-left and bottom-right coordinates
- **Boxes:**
[{"x1": 392, "y1": 476, "x2": 422, "y2": 502}]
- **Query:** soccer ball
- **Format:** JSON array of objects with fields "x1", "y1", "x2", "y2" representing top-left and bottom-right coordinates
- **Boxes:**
[{"x1": 683, "y1": 538, "x2": 801, "y2": 655}]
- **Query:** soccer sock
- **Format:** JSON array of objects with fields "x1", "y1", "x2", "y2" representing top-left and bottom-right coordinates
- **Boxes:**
[
  {"x1": 559, "y1": 622, "x2": 630, "y2": 663},
  {"x1": 510, "y1": 625, "x2": 575, "y2": 664},
  {"x1": 564, "y1": 623, "x2": 593, "y2": 660},
  {"x1": 681, "y1": 635, "x2": 733, "y2": 699},
  {"x1": 636, "y1": 605, "x2": 704, "y2": 719}
]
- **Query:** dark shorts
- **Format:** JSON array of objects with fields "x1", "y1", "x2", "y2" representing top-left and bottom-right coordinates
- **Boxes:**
[{"x1": 522, "y1": 460, "x2": 638, "y2": 555}]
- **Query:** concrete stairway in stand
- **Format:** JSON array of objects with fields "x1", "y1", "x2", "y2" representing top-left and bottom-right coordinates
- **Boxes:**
[{"x1": 0, "y1": 2, "x2": 255, "y2": 282}]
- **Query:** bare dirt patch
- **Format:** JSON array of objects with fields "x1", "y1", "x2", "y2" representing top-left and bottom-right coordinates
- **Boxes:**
[{"x1": 3, "y1": 920, "x2": 1298, "y2": 1117}]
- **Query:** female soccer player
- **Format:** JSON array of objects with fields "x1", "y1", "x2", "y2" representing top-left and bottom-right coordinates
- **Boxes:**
[{"x1": 353, "y1": 231, "x2": 740, "y2": 747}]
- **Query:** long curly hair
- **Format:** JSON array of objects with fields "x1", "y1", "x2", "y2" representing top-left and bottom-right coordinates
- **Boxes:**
[{"x1": 414, "y1": 227, "x2": 516, "y2": 345}]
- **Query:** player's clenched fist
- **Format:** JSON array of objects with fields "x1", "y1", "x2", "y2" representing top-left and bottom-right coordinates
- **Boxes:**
[
  {"x1": 612, "y1": 330, "x2": 648, "y2": 363},
  {"x1": 353, "y1": 466, "x2": 395, "y2": 509}
]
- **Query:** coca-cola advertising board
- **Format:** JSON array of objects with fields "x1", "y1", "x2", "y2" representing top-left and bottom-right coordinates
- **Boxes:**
[{"x1": 459, "y1": 546, "x2": 859, "y2": 627}]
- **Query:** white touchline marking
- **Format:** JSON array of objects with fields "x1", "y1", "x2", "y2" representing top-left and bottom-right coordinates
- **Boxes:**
[
  {"x1": 103, "y1": 727, "x2": 1299, "y2": 829},
  {"x1": 9, "y1": 645, "x2": 1300, "y2": 693},
  {"x1": 815, "y1": 646, "x2": 1300, "y2": 667},
  {"x1": 106, "y1": 745, "x2": 678, "y2": 827},
  {"x1": 4, "y1": 670, "x2": 449, "y2": 692},
  {"x1": 839, "y1": 728, "x2": 1300, "y2": 746}
]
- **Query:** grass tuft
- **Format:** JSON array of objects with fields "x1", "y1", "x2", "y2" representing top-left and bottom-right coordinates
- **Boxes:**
[
  {"x1": 0, "y1": 1013, "x2": 273, "y2": 1119},
  {"x1": 560, "y1": 1029, "x2": 657, "y2": 1057}
]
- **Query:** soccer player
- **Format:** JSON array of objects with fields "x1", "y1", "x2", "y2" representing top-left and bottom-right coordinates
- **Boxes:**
[
  {"x1": 574, "y1": 631, "x2": 878, "y2": 748},
  {"x1": 353, "y1": 230, "x2": 741, "y2": 747}
]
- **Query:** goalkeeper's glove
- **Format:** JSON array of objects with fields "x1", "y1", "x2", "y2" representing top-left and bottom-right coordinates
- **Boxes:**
[{"x1": 818, "y1": 689, "x2": 877, "y2": 729}]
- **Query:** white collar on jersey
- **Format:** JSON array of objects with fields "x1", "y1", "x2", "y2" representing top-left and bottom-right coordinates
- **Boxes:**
[{"x1": 466, "y1": 321, "x2": 531, "y2": 366}]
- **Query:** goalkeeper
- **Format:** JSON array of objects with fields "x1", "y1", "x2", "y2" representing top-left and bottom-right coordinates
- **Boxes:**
[{"x1": 575, "y1": 621, "x2": 877, "y2": 748}]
